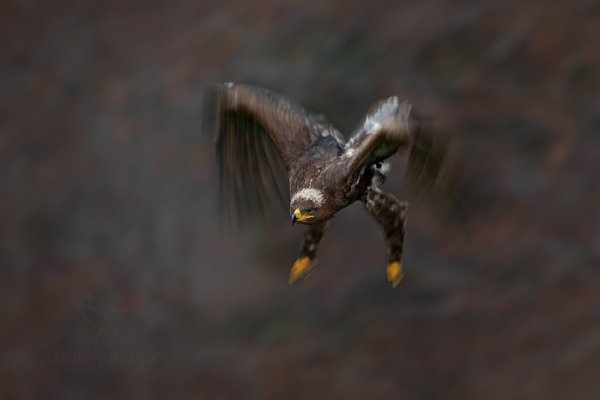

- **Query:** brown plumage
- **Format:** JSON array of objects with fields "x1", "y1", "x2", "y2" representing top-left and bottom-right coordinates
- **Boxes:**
[{"x1": 202, "y1": 83, "x2": 455, "y2": 286}]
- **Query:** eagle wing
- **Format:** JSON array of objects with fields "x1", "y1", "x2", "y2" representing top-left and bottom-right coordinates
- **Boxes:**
[
  {"x1": 202, "y1": 83, "x2": 339, "y2": 223},
  {"x1": 344, "y1": 97, "x2": 462, "y2": 210},
  {"x1": 343, "y1": 96, "x2": 414, "y2": 173}
]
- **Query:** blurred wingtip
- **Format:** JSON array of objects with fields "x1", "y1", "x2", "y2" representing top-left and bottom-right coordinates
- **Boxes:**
[
  {"x1": 205, "y1": 84, "x2": 290, "y2": 229},
  {"x1": 406, "y1": 117, "x2": 488, "y2": 223}
]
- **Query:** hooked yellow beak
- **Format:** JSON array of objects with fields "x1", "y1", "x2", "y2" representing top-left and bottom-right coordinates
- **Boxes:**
[{"x1": 292, "y1": 209, "x2": 314, "y2": 224}]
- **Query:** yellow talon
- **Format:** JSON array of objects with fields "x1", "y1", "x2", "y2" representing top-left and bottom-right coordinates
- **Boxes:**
[
  {"x1": 289, "y1": 257, "x2": 313, "y2": 284},
  {"x1": 387, "y1": 261, "x2": 404, "y2": 288}
]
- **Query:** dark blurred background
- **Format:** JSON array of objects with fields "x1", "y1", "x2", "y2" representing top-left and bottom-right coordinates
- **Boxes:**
[{"x1": 1, "y1": 0, "x2": 599, "y2": 398}]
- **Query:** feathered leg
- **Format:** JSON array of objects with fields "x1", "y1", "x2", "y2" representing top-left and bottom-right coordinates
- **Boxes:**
[
  {"x1": 362, "y1": 186, "x2": 408, "y2": 287},
  {"x1": 289, "y1": 222, "x2": 328, "y2": 283}
]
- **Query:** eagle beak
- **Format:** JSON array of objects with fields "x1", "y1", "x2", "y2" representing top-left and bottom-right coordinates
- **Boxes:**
[
  {"x1": 292, "y1": 209, "x2": 301, "y2": 225},
  {"x1": 292, "y1": 209, "x2": 314, "y2": 224}
]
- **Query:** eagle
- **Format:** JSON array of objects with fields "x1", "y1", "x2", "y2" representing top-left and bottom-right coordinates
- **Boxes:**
[{"x1": 202, "y1": 83, "x2": 454, "y2": 287}]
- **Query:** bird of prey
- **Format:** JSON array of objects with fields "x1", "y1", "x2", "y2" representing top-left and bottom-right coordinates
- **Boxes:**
[{"x1": 203, "y1": 83, "x2": 453, "y2": 287}]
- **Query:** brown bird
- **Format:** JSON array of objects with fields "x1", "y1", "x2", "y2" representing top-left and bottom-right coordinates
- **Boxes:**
[{"x1": 203, "y1": 83, "x2": 453, "y2": 287}]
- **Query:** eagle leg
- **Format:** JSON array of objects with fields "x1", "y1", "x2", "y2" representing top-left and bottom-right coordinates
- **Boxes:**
[
  {"x1": 362, "y1": 186, "x2": 408, "y2": 287},
  {"x1": 289, "y1": 221, "x2": 328, "y2": 283}
]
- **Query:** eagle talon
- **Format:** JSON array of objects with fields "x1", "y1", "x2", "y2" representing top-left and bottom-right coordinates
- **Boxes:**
[
  {"x1": 289, "y1": 257, "x2": 314, "y2": 284},
  {"x1": 387, "y1": 261, "x2": 404, "y2": 288}
]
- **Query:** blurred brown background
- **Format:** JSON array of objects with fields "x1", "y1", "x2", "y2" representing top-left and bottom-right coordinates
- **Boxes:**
[{"x1": 1, "y1": 0, "x2": 599, "y2": 398}]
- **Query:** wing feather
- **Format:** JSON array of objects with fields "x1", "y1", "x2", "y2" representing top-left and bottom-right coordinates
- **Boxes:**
[
  {"x1": 344, "y1": 96, "x2": 470, "y2": 215},
  {"x1": 202, "y1": 83, "x2": 328, "y2": 223},
  {"x1": 343, "y1": 96, "x2": 414, "y2": 174}
]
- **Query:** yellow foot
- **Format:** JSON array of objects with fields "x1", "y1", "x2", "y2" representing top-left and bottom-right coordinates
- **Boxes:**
[
  {"x1": 289, "y1": 257, "x2": 314, "y2": 284},
  {"x1": 387, "y1": 261, "x2": 404, "y2": 288}
]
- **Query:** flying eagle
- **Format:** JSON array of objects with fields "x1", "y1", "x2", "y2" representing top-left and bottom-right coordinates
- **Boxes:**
[{"x1": 203, "y1": 83, "x2": 454, "y2": 287}]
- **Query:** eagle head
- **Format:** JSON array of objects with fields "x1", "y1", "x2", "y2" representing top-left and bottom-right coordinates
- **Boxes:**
[{"x1": 290, "y1": 187, "x2": 326, "y2": 225}]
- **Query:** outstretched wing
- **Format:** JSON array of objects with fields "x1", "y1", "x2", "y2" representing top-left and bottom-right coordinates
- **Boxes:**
[
  {"x1": 202, "y1": 83, "x2": 335, "y2": 223},
  {"x1": 344, "y1": 96, "x2": 469, "y2": 214},
  {"x1": 343, "y1": 96, "x2": 415, "y2": 174}
]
